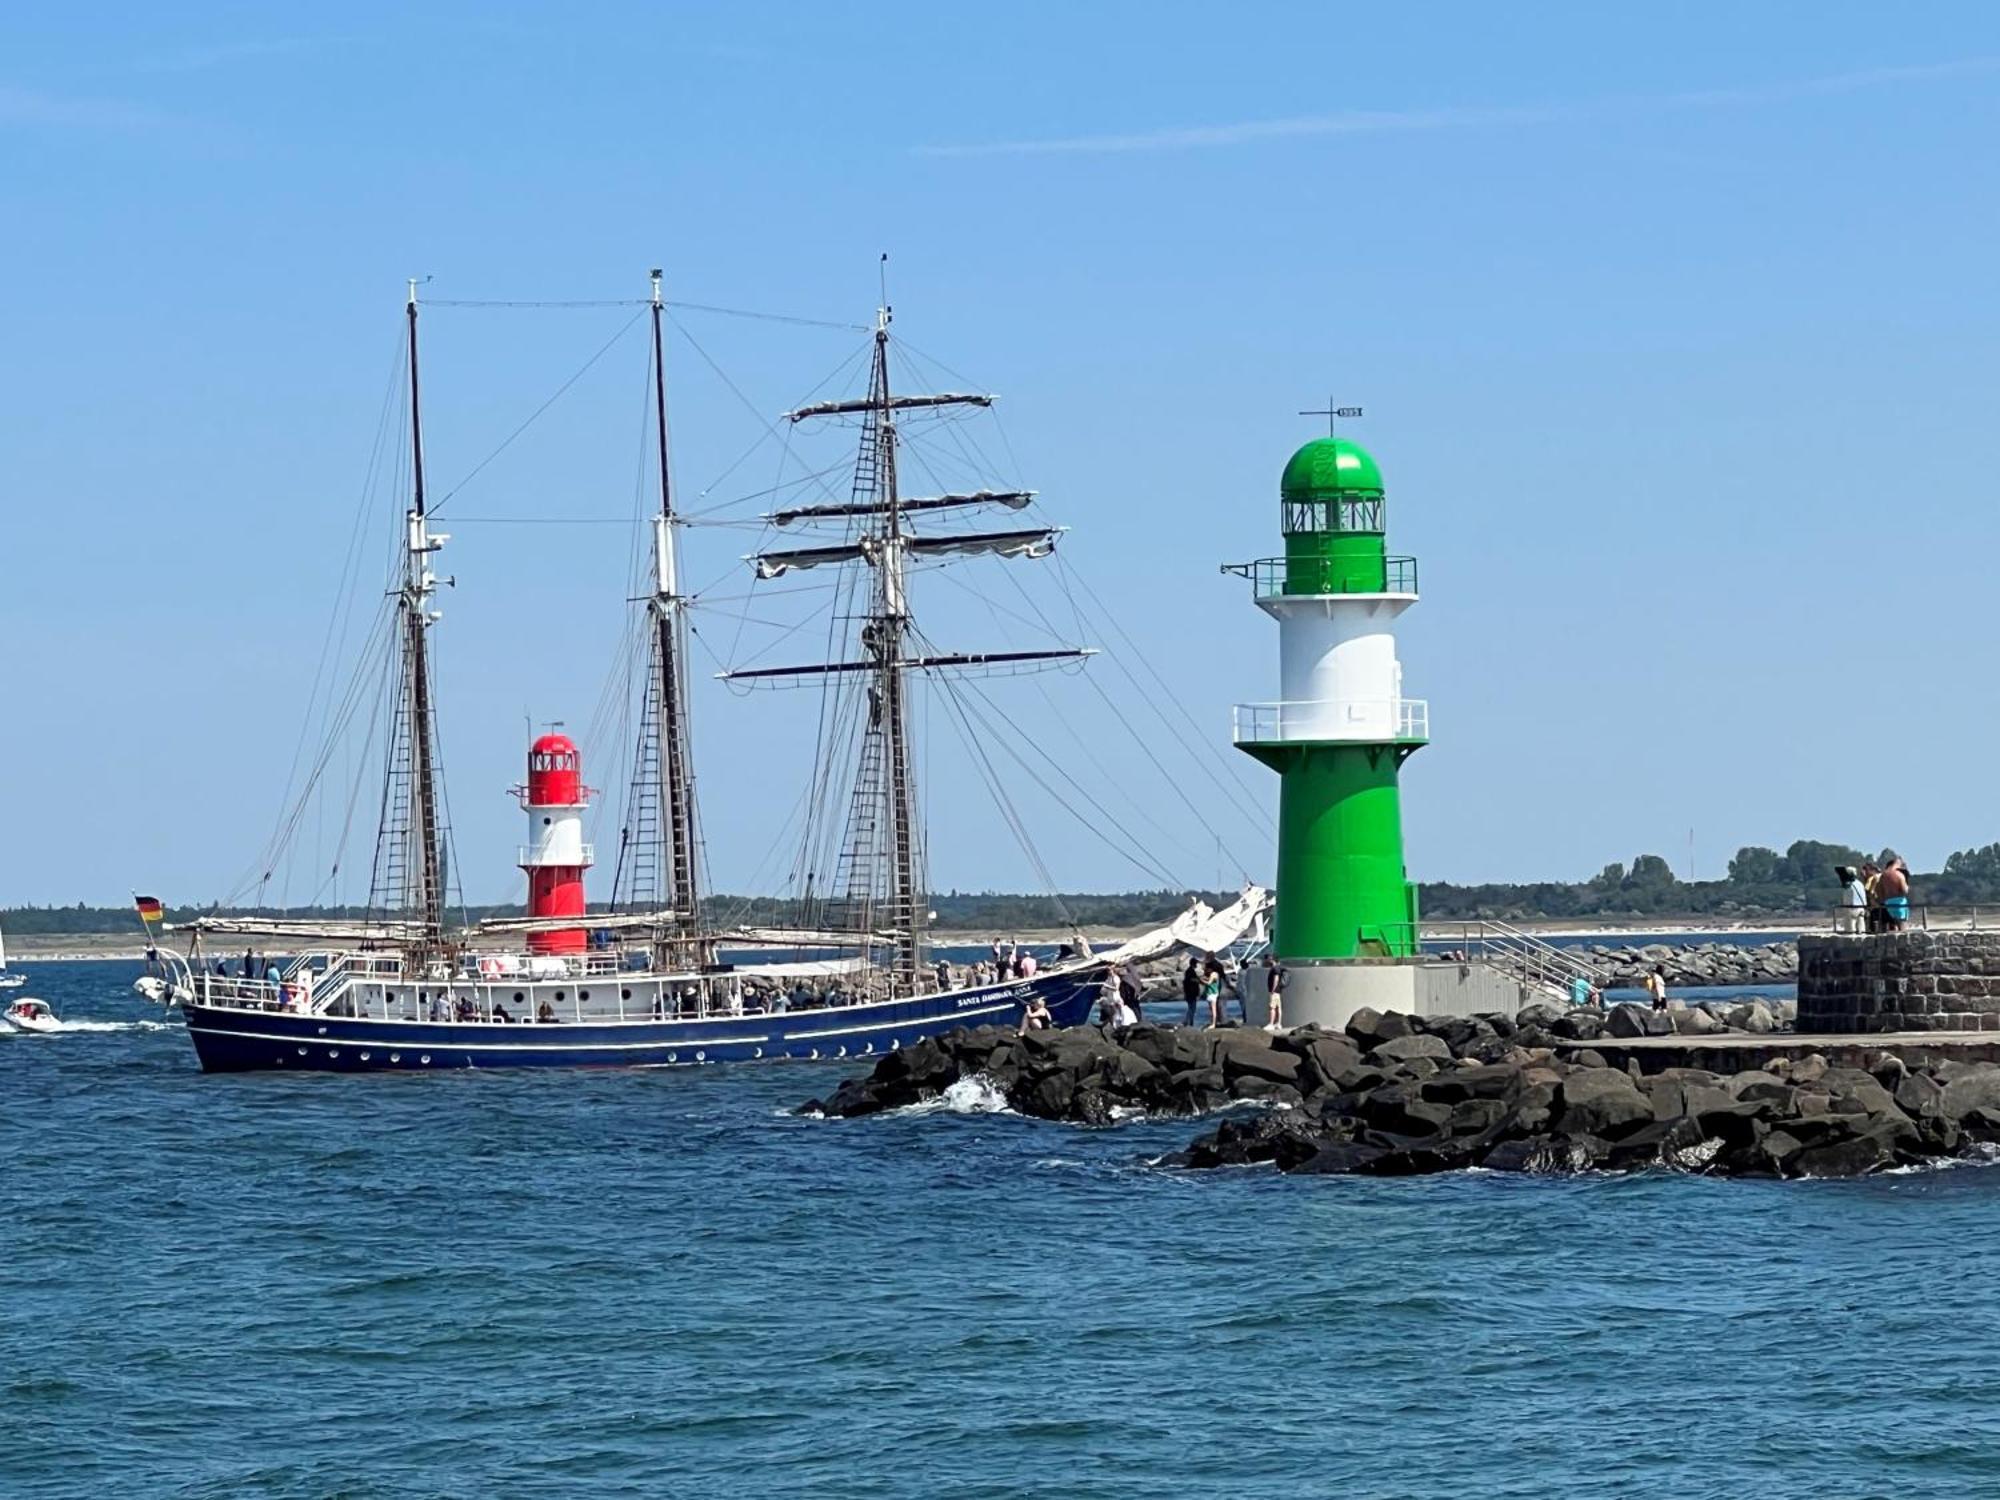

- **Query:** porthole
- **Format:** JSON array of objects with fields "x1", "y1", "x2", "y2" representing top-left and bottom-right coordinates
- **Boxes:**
[
  {"x1": 696, "y1": 1050, "x2": 706, "y2": 1062},
  {"x1": 621, "y1": 987, "x2": 632, "y2": 1001},
  {"x1": 837, "y1": 1046, "x2": 848, "y2": 1058},
  {"x1": 752, "y1": 1047, "x2": 764, "y2": 1059},
  {"x1": 579, "y1": 990, "x2": 589, "y2": 1001},
  {"x1": 542, "y1": 816, "x2": 552, "y2": 826},
  {"x1": 514, "y1": 992, "x2": 524, "y2": 1003},
  {"x1": 328, "y1": 1050, "x2": 340, "y2": 1059},
  {"x1": 297, "y1": 1046, "x2": 307, "y2": 1056},
  {"x1": 555, "y1": 991, "x2": 565, "y2": 1002},
  {"x1": 810, "y1": 1048, "x2": 820, "y2": 1060},
  {"x1": 420, "y1": 1054, "x2": 431, "y2": 1065},
  {"x1": 668, "y1": 1051, "x2": 678, "y2": 1063},
  {"x1": 863, "y1": 1043, "x2": 874, "y2": 1055},
  {"x1": 316, "y1": 1027, "x2": 327, "y2": 1036},
  {"x1": 390, "y1": 1053, "x2": 401, "y2": 1063},
  {"x1": 360, "y1": 1052, "x2": 371, "y2": 1062}
]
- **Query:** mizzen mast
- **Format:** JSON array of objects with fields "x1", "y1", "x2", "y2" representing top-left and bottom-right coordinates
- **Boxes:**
[{"x1": 726, "y1": 299, "x2": 1089, "y2": 998}]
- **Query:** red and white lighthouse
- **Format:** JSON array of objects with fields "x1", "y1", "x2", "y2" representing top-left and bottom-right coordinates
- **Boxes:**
[{"x1": 518, "y1": 732, "x2": 593, "y2": 955}]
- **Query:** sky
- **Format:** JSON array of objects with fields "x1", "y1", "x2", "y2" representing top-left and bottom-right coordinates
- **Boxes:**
[{"x1": 5, "y1": 1, "x2": 2000, "y2": 906}]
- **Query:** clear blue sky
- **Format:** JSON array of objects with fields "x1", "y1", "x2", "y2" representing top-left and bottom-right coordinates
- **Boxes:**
[{"x1": 6, "y1": 2, "x2": 2000, "y2": 906}]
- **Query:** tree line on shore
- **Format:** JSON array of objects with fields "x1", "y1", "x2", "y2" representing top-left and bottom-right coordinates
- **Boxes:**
[{"x1": 19, "y1": 839, "x2": 2000, "y2": 934}]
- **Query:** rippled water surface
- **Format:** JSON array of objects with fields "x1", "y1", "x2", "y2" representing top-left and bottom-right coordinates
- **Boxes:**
[{"x1": 6, "y1": 960, "x2": 2000, "y2": 1498}]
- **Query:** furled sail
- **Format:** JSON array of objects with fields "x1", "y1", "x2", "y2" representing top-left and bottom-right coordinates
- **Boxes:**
[{"x1": 752, "y1": 527, "x2": 1063, "y2": 580}]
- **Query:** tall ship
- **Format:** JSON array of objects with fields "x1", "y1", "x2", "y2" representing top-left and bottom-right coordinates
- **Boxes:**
[{"x1": 143, "y1": 277, "x2": 1264, "y2": 1072}]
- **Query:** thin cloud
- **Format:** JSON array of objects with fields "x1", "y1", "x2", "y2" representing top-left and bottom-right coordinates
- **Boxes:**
[
  {"x1": 0, "y1": 84, "x2": 170, "y2": 131},
  {"x1": 919, "y1": 54, "x2": 2000, "y2": 158},
  {"x1": 126, "y1": 37, "x2": 322, "y2": 74},
  {"x1": 920, "y1": 103, "x2": 1565, "y2": 157}
]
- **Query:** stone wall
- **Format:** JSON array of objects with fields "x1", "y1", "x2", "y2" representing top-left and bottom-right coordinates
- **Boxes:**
[{"x1": 1798, "y1": 932, "x2": 2000, "y2": 1033}]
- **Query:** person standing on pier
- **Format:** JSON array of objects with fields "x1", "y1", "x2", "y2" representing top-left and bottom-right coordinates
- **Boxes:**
[
  {"x1": 1879, "y1": 857, "x2": 1912, "y2": 929},
  {"x1": 1181, "y1": 954, "x2": 1203, "y2": 1027},
  {"x1": 1644, "y1": 965, "x2": 1669, "y2": 1012}
]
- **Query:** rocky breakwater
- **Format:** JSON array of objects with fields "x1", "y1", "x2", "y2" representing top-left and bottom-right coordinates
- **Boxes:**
[
  {"x1": 803, "y1": 1002, "x2": 2000, "y2": 1177},
  {"x1": 1578, "y1": 940, "x2": 1797, "y2": 990}
]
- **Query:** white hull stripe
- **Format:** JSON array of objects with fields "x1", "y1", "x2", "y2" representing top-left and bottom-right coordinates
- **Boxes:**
[{"x1": 191, "y1": 1025, "x2": 772, "y2": 1052}]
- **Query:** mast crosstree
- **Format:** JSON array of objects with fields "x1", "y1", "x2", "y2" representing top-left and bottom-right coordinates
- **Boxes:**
[{"x1": 725, "y1": 302, "x2": 1091, "y2": 997}]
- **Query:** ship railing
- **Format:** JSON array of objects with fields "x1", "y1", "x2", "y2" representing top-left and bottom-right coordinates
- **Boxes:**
[{"x1": 1232, "y1": 698, "x2": 1429, "y2": 744}]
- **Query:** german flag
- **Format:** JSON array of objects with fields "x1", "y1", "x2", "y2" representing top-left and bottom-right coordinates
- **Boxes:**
[{"x1": 135, "y1": 895, "x2": 164, "y2": 926}]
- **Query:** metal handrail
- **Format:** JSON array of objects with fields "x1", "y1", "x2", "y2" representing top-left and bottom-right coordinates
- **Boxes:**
[
  {"x1": 1221, "y1": 555, "x2": 1418, "y2": 598},
  {"x1": 1233, "y1": 698, "x2": 1429, "y2": 743}
]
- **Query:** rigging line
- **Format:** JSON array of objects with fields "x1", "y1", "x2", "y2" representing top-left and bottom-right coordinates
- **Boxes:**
[
  {"x1": 931, "y1": 658, "x2": 1184, "y2": 891},
  {"x1": 666, "y1": 315, "x2": 868, "y2": 512},
  {"x1": 430, "y1": 307, "x2": 647, "y2": 513},
  {"x1": 426, "y1": 296, "x2": 866, "y2": 329},
  {"x1": 926, "y1": 671, "x2": 1066, "y2": 916},
  {"x1": 1047, "y1": 551, "x2": 1274, "y2": 833},
  {"x1": 937, "y1": 568, "x2": 1233, "y2": 871},
  {"x1": 977, "y1": 561, "x2": 1255, "y2": 871},
  {"x1": 915, "y1": 623, "x2": 1189, "y2": 889},
  {"x1": 679, "y1": 459, "x2": 852, "y2": 517},
  {"x1": 263, "y1": 332, "x2": 405, "y2": 872},
  {"x1": 447, "y1": 515, "x2": 644, "y2": 525}
]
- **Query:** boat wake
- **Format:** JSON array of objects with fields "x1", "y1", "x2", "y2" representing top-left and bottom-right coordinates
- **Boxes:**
[{"x1": 1, "y1": 1018, "x2": 171, "y2": 1036}]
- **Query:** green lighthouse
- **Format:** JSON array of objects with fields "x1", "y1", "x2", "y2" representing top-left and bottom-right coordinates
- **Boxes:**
[{"x1": 1225, "y1": 430, "x2": 1427, "y2": 1026}]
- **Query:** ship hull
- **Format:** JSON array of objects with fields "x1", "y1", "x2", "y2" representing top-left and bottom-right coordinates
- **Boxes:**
[{"x1": 180, "y1": 970, "x2": 1099, "y2": 1073}]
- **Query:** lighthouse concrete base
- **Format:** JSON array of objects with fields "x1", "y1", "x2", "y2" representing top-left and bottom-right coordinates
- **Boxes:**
[{"x1": 1282, "y1": 959, "x2": 1543, "y2": 1032}]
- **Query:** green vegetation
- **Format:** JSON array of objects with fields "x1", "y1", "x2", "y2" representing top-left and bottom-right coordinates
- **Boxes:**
[
  {"x1": 1419, "y1": 839, "x2": 1959, "y2": 922},
  {"x1": 17, "y1": 842, "x2": 1997, "y2": 935},
  {"x1": 1, "y1": 890, "x2": 1235, "y2": 936}
]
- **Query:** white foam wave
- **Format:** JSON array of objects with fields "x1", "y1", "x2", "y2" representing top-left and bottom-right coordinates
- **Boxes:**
[{"x1": 896, "y1": 1073, "x2": 1014, "y2": 1117}]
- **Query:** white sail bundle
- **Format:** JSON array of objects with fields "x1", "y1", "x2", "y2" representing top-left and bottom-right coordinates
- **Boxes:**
[{"x1": 1089, "y1": 886, "x2": 1274, "y2": 969}]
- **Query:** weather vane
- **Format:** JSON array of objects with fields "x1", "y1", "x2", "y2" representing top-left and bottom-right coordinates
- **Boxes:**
[{"x1": 1299, "y1": 397, "x2": 1363, "y2": 437}]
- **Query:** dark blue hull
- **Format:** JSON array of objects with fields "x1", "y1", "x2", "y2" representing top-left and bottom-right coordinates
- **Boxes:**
[{"x1": 181, "y1": 971, "x2": 1098, "y2": 1073}]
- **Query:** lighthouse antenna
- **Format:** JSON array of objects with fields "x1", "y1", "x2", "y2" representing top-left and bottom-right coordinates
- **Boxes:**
[{"x1": 1298, "y1": 398, "x2": 1364, "y2": 438}]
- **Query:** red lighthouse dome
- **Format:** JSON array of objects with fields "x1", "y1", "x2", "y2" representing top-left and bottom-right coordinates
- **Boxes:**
[{"x1": 527, "y1": 732, "x2": 583, "y2": 807}]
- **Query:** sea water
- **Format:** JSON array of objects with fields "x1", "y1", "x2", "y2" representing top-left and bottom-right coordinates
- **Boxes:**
[{"x1": 6, "y1": 960, "x2": 2000, "y2": 1498}]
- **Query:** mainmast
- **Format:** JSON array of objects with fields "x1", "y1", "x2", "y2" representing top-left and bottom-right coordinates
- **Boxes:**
[
  {"x1": 383, "y1": 280, "x2": 451, "y2": 949},
  {"x1": 646, "y1": 269, "x2": 706, "y2": 962}
]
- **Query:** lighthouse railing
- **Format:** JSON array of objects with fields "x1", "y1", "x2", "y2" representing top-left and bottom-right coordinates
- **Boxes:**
[
  {"x1": 1221, "y1": 556, "x2": 1418, "y2": 599},
  {"x1": 1233, "y1": 698, "x2": 1429, "y2": 744}
]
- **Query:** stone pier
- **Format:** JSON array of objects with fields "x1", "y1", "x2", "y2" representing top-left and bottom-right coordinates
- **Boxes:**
[{"x1": 1798, "y1": 932, "x2": 2000, "y2": 1034}]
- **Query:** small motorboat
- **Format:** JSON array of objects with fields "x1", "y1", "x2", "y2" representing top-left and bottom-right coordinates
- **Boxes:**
[{"x1": 2, "y1": 997, "x2": 59, "y2": 1033}]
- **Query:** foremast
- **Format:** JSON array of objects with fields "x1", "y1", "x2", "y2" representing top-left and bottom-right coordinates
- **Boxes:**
[{"x1": 372, "y1": 281, "x2": 452, "y2": 953}]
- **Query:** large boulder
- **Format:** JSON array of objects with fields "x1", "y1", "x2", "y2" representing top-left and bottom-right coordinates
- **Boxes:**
[
  {"x1": 1360, "y1": 1085, "x2": 1454, "y2": 1137},
  {"x1": 1420, "y1": 1063, "x2": 1522, "y2": 1105},
  {"x1": 1215, "y1": 1033, "x2": 1306, "y2": 1087},
  {"x1": 1295, "y1": 1036, "x2": 1363, "y2": 1093},
  {"x1": 1940, "y1": 1067, "x2": 2000, "y2": 1123},
  {"x1": 1369, "y1": 1033, "x2": 1452, "y2": 1066},
  {"x1": 1557, "y1": 1068, "x2": 1655, "y2": 1139},
  {"x1": 1345, "y1": 1007, "x2": 1414, "y2": 1048},
  {"x1": 1726, "y1": 1000, "x2": 1777, "y2": 1034},
  {"x1": 1793, "y1": 1115, "x2": 1919, "y2": 1177},
  {"x1": 1515, "y1": 1001, "x2": 1564, "y2": 1030},
  {"x1": 1288, "y1": 1141, "x2": 1388, "y2": 1175}
]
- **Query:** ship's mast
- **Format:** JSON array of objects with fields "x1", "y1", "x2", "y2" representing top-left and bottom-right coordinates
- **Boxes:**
[
  {"x1": 727, "y1": 298, "x2": 1090, "y2": 998},
  {"x1": 400, "y1": 280, "x2": 449, "y2": 948},
  {"x1": 647, "y1": 269, "x2": 707, "y2": 963},
  {"x1": 865, "y1": 307, "x2": 923, "y2": 992}
]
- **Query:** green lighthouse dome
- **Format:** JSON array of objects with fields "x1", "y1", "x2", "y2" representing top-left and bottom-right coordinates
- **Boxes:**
[{"x1": 1281, "y1": 436, "x2": 1383, "y2": 500}]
